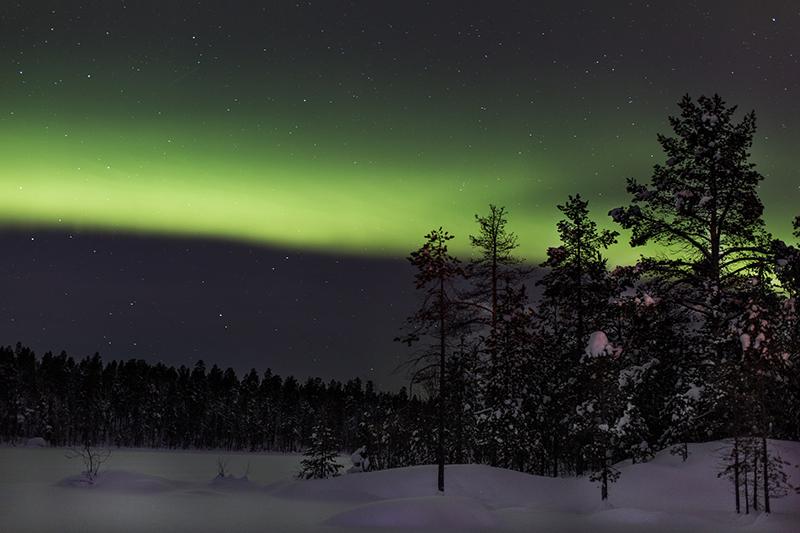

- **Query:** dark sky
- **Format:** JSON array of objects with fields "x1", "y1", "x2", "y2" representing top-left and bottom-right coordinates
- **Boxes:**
[
  {"x1": 0, "y1": 229, "x2": 419, "y2": 388},
  {"x1": 1, "y1": 1, "x2": 799, "y2": 388}
]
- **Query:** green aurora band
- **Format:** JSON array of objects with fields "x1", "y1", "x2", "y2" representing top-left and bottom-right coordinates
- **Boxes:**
[{"x1": 2, "y1": 66, "x2": 798, "y2": 264}]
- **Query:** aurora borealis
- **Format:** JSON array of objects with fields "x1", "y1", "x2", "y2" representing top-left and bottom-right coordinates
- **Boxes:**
[
  {"x1": 3, "y1": 1, "x2": 798, "y2": 263},
  {"x1": 2, "y1": 1, "x2": 800, "y2": 384}
]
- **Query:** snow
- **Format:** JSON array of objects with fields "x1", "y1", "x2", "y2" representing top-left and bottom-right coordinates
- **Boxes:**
[
  {"x1": 618, "y1": 360, "x2": 657, "y2": 388},
  {"x1": 701, "y1": 111, "x2": 720, "y2": 125},
  {"x1": 58, "y1": 469, "x2": 185, "y2": 492},
  {"x1": 741, "y1": 333, "x2": 752, "y2": 352},
  {"x1": 347, "y1": 446, "x2": 369, "y2": 473},
  {"x1": 325, "y1": 496, "x2": 498, "y2": 528},
  {"x1": 615, "y1": 410, "x2": 632, "y2": 432},
  {"x1": 24, "y1": 436, "x2": 48, "y2": 447},
  {"x1": 0, "y1": 441, "x2": 798, "y2": 532},
  {"x1": 585, "y1": 331, "x2": 616, "y2": 358},
  {"x1": 684, "y1": 383, "x2": 704, "y2": 401},
  {"x1": 698, "y1": 195, "x2": 713, "y2": 207},
  {"x1": 209, "y1": 473, "x2": 260, "y2": 492},
  {"x1": 641, "y1": 292, "x2": 657, "y2": 306}
]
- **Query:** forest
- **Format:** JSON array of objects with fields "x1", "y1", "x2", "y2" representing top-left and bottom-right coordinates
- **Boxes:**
[{"x1": 2, "y1": 95, "x2": 799, "y2": 510}]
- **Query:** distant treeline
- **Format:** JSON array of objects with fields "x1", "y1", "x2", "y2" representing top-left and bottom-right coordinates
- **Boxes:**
[{"x1": 0, "y1": 343, "x2": 435, "y2": 468}]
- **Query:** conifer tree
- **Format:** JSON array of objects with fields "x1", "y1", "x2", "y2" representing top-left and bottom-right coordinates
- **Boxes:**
[
  {"x1": 578, "y1": 331, "x2": 624, "y2": 500},
  {"x1": 535, "y1": 194, "x2": 617, "y2": 474},
  {"x1": 607, "y1": 266, "x2": 688, "y2": 461},
  {"x1": 540, "y1": 194, "x2": 618, "y2": 358},
  {"x1": 396, "y1": 227, "x2": 465, "y2": 492},
  {"x1": 730, "y1": 282, "x2": 792, "y2": 513},
  {"x1": 445, "y1": 336, "x2": 480, "y2": 465},
  {"x1": 297, "y1": 424, "x2": 342, "y2": 479},
  {"x1": 467, "y1": 205, "x2": 526, "y2": 354},
  {"x1": 609, "y1": 95, "x2": 785, "y2": 463},
  {"x1": 610, "y1": 94, "x2": 775, "y2": 351},
  {"x1": 481, "y1": 283, "x2": 535, "y2": 470}
]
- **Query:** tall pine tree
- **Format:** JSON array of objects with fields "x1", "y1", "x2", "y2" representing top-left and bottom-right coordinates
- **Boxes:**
[{"x1": 397, "y1": 228, "x2": 465, "y2": 492}]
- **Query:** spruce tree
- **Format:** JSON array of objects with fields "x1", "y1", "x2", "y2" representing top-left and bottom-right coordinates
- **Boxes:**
[
  {"x1": 445, "y1": 336, "x2": 480, "y2": 465},
  {"x1": 730, "y1": 283, "x2": 792, "y2": 513},
  {"x1": 535, "y1": 194, "x2": 617, "y2": 474},
  {"x1": 481, "y1": 283, "x2": 535, "y2": 470},
  {"x1": 540, "y1": 194, "x2": 618, "y2": 358},
  {"x1": 607, "y1": 266, "x2": 689, "y2": 461},
  {"x1": 297, "y1": 424, "x2": 342, "y2": 479},
  {"x1": 578, "y1": 331, "x2": 624, "y2": 500}
]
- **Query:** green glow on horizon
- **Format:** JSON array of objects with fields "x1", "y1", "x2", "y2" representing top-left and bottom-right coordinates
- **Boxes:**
[{"x1": 2, "y1": 68, "x2": 798, "y2": 264}]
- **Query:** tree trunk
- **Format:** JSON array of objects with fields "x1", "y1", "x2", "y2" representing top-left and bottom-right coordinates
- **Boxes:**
[
  {"x1": 601, "y1": 457, "x2": 608, "y2": 501},
  {"x1": 752, "y1": 450, "x2": 759, "y2": 511},
  {"x1": 455, "y1": 369, "x2": 464, "y2": 464},
  {"x1": 552, "y1": 438, "x2": 559, "y2": 478},
  {"x1": 438, "y1": 276, "x2": 446, "y2": 493},
  {"x1": 762, "y1": 435, "x2": 770, "y2": 513},
  {"x1": 744, "y1": 449, "x2": 749, "y2": 514},
  {"x1": 734, "y1": 435, "x2": 741, "y2": 514},
  {"x1": 576, "y1": 234, "x2": 584, "y2": 360}
]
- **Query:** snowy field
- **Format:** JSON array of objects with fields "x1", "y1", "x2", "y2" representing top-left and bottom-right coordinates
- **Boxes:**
[{"x1": 0, "y1": 440, "x2": 798, "y2": 532}]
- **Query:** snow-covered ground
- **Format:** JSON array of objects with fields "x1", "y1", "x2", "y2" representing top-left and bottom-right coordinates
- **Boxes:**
[{"x1": 0, "y1": 440, "x2": 798, "y2": 532}]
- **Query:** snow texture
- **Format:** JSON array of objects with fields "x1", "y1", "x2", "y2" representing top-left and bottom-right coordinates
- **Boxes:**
[{"x1": 0, "y1": 441, "x2": 798, "y2": 532}]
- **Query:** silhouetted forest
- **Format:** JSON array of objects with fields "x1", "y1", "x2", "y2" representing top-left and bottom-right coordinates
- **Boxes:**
[{"x1": 0, "y1": 343, "x2": 439, "y2": 467}]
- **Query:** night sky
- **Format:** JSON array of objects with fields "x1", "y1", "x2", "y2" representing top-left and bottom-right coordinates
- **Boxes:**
[{"x1": 2, "y1": 1, "x2": 799, "y2": 388}]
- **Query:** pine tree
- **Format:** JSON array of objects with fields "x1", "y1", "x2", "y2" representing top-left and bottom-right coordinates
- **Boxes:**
[
  {"x1": 297, "y1": 424, "x2": 342, "y2": 479},
  {"x1": 396, "y1": 227, "x2": 465, "y2": 492},
  {"x1": 480, "y1": 283, "x2": 536, "y2": 470},
  {"x1": 467, "y1": 205, "x2": 526, "y2": 359},
  {"x1": 607, "y1": 266, "x2": 688, "y2": 461},
  {"x1": 540, "y1": 194, "x2": 618, "y2": 358},
  {"x1": 609, "y1": 94, "x2": 775, "y2": 363},
  {"x1": 535, "y1": 194, "x2": 617, "y2": 474},
  {"x1": 577, "y1": 331, "x2": 624, "y2": 500},
  {"x1": 610, "y1": 94, "x2": 772, "y2": 288},
  {"x1": 608, "y1": 95, "x2": 789, "y2": 476},
  {"x1": 445, "y1": 336, "x2": 480, "y2": 465},
  {"x1": 731, "y1": 282, "x2": 793, "y2": 513},
  {"x1": 775, "y1": 218, "x2": 800, "y2": 440}
]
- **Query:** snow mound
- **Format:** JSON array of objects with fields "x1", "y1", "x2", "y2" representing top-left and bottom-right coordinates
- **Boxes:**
[
  {"x1": 276, "y1": 440, "x2": 800, "y2": 522},
  {"x1": 58, "y1": 469, "x2": 183, "y2": 493},
  {"x1": 275, "y1": 463, "x2": 599, "y2": 513},
  {"x1": 592, "y1": 506, "x2": 664, "y2": 525},
  {"x1": 24, "y1": 437, "x2": 48, "y2": 447},
  {"x1": 325, "y1": 495, "x2": 498, "y2": 529},
  {"x1": 209, "y1": 474, "x2": 261, "y2": 491}
]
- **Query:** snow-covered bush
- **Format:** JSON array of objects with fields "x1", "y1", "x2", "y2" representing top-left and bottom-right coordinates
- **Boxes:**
[{"x1": 347, "y1": 446, "x2": 370, "y2": 473}]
